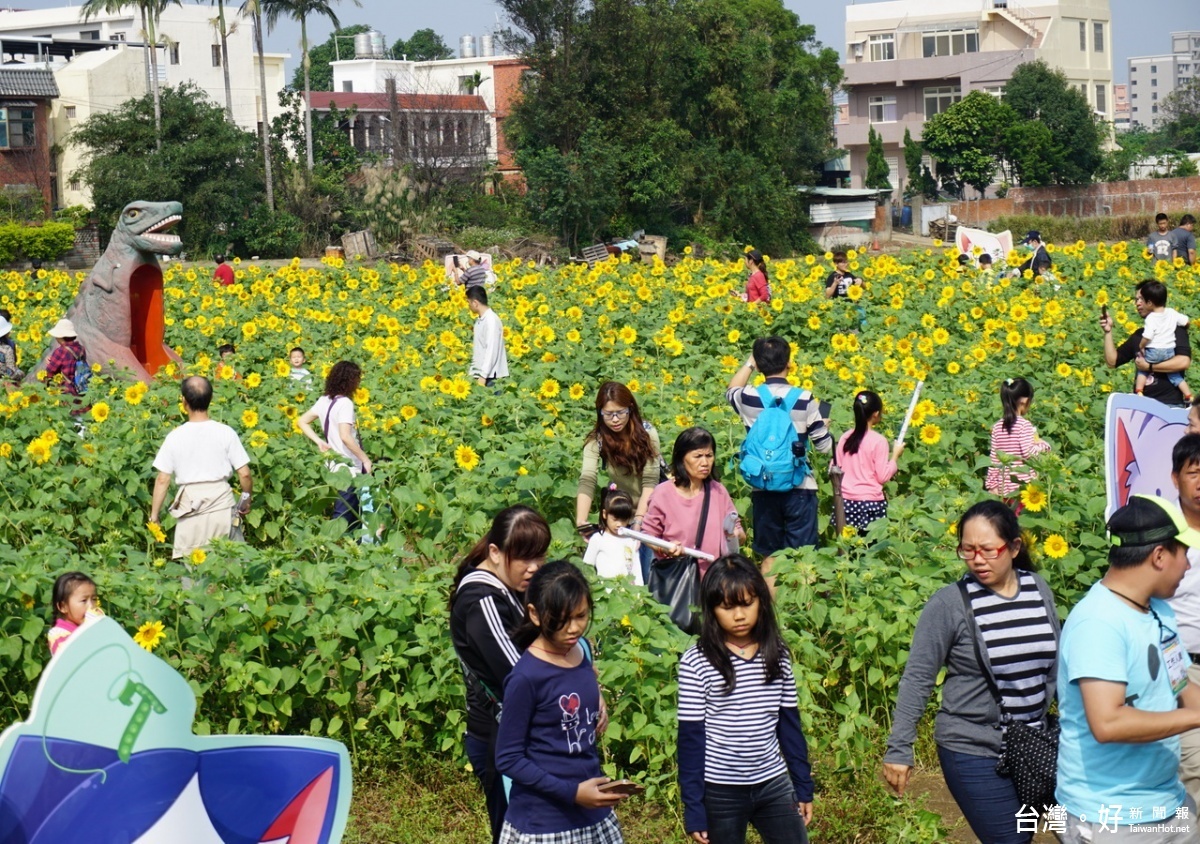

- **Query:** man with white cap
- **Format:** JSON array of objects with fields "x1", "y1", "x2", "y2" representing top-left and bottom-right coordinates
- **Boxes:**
[
  {"x1": 43, "y1": 318, "x2": 88, "y2": 396},
  {"x1": 453, "y1": 250, "x2": 489, "y2": 289},
  {"x1": 1056, "y1": 494, "x2": 1200, "y2": 841},
  {"x1": 0, "y1": 311, "x2": 21, "y2": 383}
]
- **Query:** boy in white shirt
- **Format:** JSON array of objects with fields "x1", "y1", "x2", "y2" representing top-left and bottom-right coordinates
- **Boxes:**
[
  {"x1": 1137, "y1": 279, "x2": 1192, "y2": 400},
  {"x1": 467, "y1": 286, "x2": 509, "y2": 386}
]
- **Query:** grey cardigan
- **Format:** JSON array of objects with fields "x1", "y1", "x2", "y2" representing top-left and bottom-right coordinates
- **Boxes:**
[{"x1": 883, "y1": 571, "x2": 1060, "y2": 766}]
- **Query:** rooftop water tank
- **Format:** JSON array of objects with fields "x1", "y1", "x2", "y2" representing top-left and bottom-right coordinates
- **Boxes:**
[
  {"x1": 370, "y1": 30, "x2": 386, "y2": 58},
  {"x1": 459, "y1": 34, "x2": 477, "y2": 58},
  {"x1": 479, "y1": 34, "x2": 494, "y2": 56}
]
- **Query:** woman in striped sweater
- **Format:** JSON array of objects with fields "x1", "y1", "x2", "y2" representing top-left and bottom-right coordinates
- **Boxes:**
[
  {"x1": 883, "y1": 501, "x2": 1060, "y2": 844},
  {"x1": 984, "y1": 377, "x2": 1051, "y2": 507},
  {"x1": 677, "y1": 555, "x2": 812, "y2": 843}
]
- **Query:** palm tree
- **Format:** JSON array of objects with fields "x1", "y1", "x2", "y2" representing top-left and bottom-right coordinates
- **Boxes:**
[
  {"x1": 262, "y1": 0, "x2": 361, "y2": 172},
  {"x1": 240, "y1": 0, "x2": 274, "y2": 209},
  {"x1": 81, "y1": 0, "x2": 179, "y2": 151},
  {"x1": 209, "y1": 0, "x2": 236, "y2": 120}
]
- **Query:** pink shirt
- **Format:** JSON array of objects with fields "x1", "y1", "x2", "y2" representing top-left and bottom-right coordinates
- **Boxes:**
[
  {"x1": 984, "y1": 416, "x2": 1050, "y2": 496},
  {"x1": 47, "y1": 618, "x2": 78, "y2": 655},
  {"x1": 746, "y1": 270, "x2": 770, "y2": 302},
  {"x1": 641, "y1": 480, "x2": 740, "y2": 576},
  {"x1": 835, "y1": 430, "x2": 897, "y2": 500}
]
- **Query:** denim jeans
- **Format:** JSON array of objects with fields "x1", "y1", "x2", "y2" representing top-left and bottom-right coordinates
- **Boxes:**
[
  {"x1": 465, "y1": 733, "x2": 507, "y2": 844},
  {"x1": 937, "y1": 746, "x2": 1030, "y2": 844},
  {"x1": 638, "y1": 541, "x2": 654, "y2": 585},
  {"x1": 751, "y1": 488, "x2": 818, "y2": 556},
  {"x1": 703, "y1": 772, "x2": 808, "y2": 844}
]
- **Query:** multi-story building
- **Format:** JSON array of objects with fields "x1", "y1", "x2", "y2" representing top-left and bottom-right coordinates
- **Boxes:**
[
  {"x1": 1113, "y1": 82, "x2": 1130, "y2": 131},
  {"x1": 1128, "y1": 31, "x2": 1199, "y2": 130},
  {"x1": 324, "y1": 32, "x2": 526, "y2": 180},
  {"x1": 0, "y1": 3, "x2": 288, "y2": 206},
  {"x1": 837, "y1": 0, "x2": 1112, "y2": 194}
]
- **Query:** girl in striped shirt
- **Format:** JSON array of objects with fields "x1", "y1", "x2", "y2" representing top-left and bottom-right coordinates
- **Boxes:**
[
  {"x1": 984, "y1": 377, "x2": 1051, "y2": 504},
  {"x1": 677, "y1": 555, "x2": 812, "y2": 844}
]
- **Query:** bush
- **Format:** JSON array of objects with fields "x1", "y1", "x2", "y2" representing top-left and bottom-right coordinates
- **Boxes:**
[
  {"x1": 231, "y1": 206, "x2": 304, "y2": 258},
  {"x1": 989, "y1": 212, "x2": 1199, "y2": 243},
  {"x1": 0, "y1": 221, "x2": 76, "y2": 263}
]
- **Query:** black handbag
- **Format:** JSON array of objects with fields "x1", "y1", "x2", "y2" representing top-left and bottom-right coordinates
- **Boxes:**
[
  {"x1": 649, "y1": 480, "x2": 710, "y2": 635},
  {"x1": 957, "y1": 580, "x2": 1060, "y2": 811}
]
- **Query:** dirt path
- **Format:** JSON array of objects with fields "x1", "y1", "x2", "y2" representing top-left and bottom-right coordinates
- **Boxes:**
[{"x1": 907, "y1": 770, "x2": 1058, "y2": 843}]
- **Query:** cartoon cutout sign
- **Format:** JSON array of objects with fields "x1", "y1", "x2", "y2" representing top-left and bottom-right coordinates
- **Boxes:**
[
  {"x1": 0, "y1": 616, "x2": 351, "y2": 843},
  {"x1": 1104, "y1": 392, "x2": 1190, "y2": 518},
  {"x1": 955, "y1": 226, "x2": 1013, "y2": 268}
]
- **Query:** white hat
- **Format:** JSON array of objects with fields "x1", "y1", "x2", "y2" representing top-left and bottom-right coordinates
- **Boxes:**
[
  {"x1": 465, "y1": 250, "x2": 483, "y2": 262},
  {"x1": 0, "y1": 316, "x2": 10, "y2": 337},
  {"x1": 47, "y1": 318, "x2": 77, "y2": 339}
]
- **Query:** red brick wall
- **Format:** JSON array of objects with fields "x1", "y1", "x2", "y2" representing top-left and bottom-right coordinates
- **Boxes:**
[
  {"x1": 949, "y1": 176, "x2": 1200, "y2": 226},
  {"x1": 490, "y1": 59, "x2": 526, "y2": 177},
  {"x1": 0, "y1": 104, "x2": 53, "y2": 214}
]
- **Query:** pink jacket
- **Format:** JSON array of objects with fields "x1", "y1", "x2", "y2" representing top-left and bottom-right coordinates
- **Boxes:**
[
  {"x1": 836, "y1": 430, "x2": 898, "y2": 500},
  {"x1": 641, "y1": 480, "x2": 740, "y2": 576}
]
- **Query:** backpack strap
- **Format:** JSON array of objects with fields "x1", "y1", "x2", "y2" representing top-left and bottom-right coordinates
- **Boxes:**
[
  {"x1": 956, "y1": 579, "x2": 1008, "y2": 724},
  {"x1": 323, "y1": 395, "x2": 342, "y2": 440},
  {"x1": 783, "y1": 386, "x2": 802, "y2": 411},
  {"x1": 756, "y1": 383, "x2": 778, "y2": 409}
]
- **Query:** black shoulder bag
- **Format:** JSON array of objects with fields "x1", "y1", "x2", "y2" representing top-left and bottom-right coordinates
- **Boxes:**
[
  {"x1": 957, "y1": 579, "x2": 1060, "y2": 812},
  {"x1": 648, "y1": 480, "x2": 710, "y2": 635}
]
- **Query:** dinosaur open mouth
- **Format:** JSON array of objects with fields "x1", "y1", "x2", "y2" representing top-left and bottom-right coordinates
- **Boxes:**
[{"x1": 141, "y1": 214, "x2": 182, "y2": 246}]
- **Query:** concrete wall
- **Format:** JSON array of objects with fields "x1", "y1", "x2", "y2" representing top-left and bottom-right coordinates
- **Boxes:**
[{"x1": 946, "y1": 175, "x2": 1200, "y2": 225}]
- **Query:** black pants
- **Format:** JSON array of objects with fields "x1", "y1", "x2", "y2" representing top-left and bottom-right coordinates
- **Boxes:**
[{"x1": 465, "y1": 732, "x2": 507, "y2": 844}]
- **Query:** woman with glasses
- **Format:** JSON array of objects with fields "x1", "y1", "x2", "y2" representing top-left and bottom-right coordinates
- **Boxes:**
[
  {"x1": 882, "y1": 500, "x2": 1059, "y2": 844},
  {"x1": 576, "y1": 381, "x2": 665, "y2": 582}
]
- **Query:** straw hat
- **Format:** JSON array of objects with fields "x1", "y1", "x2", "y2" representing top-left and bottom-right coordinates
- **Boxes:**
[{"x1": 47, "y1": 318, "x2": 77, "y2": 339}]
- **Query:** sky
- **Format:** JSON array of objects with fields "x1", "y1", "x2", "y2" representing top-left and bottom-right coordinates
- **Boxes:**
[{"x1": 11, "y1": 0, "x2": 1196, "y2": 84}]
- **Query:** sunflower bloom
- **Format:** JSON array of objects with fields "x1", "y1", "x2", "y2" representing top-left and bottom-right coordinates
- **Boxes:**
[
  {"x1": 133, "y1": 620, "x2": 166, "y2": 652},
  {"x1": 1020, "y1": 485, "x2": 1048, "y2": 513},
  {"x1": 190, "y1": 547, "x2": 207, "y2": 565},
  {"x1": 90, "y1": 401, "x2": 110, "y2": 423},
  {"x1": 1043, "y1": 534, "x2": 1069, "y2": 559},
  {"x1": 455, "y1": 444, "x2": 481, "y2": 471},
  {"x1": 147, "y1": 522, "x2": 167, "y2": 543},
  {"x1": 919, "y1": 424, "x2": 941, "y2": 445}
]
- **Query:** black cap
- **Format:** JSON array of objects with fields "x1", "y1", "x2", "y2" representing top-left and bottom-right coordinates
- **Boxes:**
[{"x1": 1107, "y1": 495, "x2": 1200, "y2": 548}]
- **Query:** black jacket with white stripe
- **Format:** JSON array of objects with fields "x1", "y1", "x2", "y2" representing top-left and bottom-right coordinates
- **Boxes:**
[{"x1": 451, "y1": 568, "x2": 526, "y2": 739}]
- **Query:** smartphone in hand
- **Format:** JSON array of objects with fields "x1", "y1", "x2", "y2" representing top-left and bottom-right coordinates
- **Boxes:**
[{"x1": 598, "y1": 780, "x2": 645, "y2": 797}]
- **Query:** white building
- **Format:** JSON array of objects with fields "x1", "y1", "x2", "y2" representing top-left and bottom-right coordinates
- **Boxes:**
[
  {"x1": 0, "y1": 3, "x2": 288, "y2": 206},
  {"x1": 837, "y1": 0, "x2": 1112, "y2": 194},
  {"x1": 1128, "y1": 31, "x2": 1200, "y2": 130},
  {"x1": 328, "y1": 32, "x2": 524, "y2": 171}
]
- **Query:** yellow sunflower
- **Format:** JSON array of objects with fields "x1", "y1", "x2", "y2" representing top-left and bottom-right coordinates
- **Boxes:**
[
  {"x1": 1020, "y1": 485, "x2": 1048, "y2": 513},
  {"x1": 1043, "y1": 534, "x2": 1069, "y2": 559},
  {"x1": 90, "y1": 401, "x2": 110, "y2": 423},
  {"x1": 147, "y1": 521, "x2": 167, "y2": 543},
  {"x1": 538, "y1": 379, "x2": 561, "y2": 400},
  {"x1": 400, "y1": 404, "x2": 418, "y2": 421},
  {"x1": 241, "y1": 409, "x2": 259, "y2": 428},
  {"x1": 133, "y1": 620, "x2": 166, "y2": 652},
  {"x1": 918, "y1": 424, "x2": 942, "y2": 445},
  {"x1": 190, "y1": 547, "x2": 207, "y2": 565},
  {"x1": 455, "y1": 444, "x2": 481, "y2": 471}
]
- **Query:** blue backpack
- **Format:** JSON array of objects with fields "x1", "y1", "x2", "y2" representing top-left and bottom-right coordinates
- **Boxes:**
[
  {"x1": 738, "y1": 385, "x2": 809, "y2": 491},
  {"x1": 70, "y1": 348, "x2": 91, "y2": 394}
]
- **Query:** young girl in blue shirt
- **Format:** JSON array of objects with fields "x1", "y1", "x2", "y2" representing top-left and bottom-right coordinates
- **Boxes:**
[
  {"x1": 494, "y1": 560, "x2": 628, "y2": 844},
  {"x1": 678, "y1": 554, "x2": 813, "y2": 844}
]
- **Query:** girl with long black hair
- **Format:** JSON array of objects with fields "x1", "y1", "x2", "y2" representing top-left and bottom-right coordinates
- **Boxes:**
[{"x1": 834, "y1": 390, "x2": 904, "y2": 534}]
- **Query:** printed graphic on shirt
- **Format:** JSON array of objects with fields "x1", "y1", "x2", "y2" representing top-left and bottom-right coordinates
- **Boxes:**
[{"x1": 559, "y1": 692, "x2": 598, "y2": 753}]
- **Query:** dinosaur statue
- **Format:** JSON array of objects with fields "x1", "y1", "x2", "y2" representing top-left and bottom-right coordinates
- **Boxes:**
[{"x1": 29, "y1": 200, "x2": 184, "y2": 384}]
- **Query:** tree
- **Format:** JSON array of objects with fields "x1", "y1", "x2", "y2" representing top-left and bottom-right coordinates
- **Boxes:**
[
  {"x1": 865, "y1": 127, "x2": 891, "y2": 191},
  {"x1": 902, "y1": 127, "x2": 936, "y2": 200},
  {"x1": 290, "y1": 23, "x2": 369, "y2": 92},
  {"x1": 1003, "y1": 60, "x2": 1103, "y2": 184},
  {"x1": 209, "y1": 0, "x2": 235, "y2": 120},
  {"x1": 1160, "y1": 77, "x2": 1200, "y2": 153},
  {"x1": 81, "y1": 0, "x2": 181, "y2": 151},
  {"x1": 921, "y1": 91, "x2": 1015, "y2": 197},
  {"x1": 264, "y1": 0, "x2": 362, "y2": 172},
  {"x1": 392, "y1": 28, "x2": 453, "y2": 61},
  {"x1": 241, "y1": 0, "x2": 275, "y2": 209},
  {"x1": 504, "y1": 0, "x2": 842, "y2": 252},
  {"x1": 70, "y1": 83, "x2": 265, "y2": 252}
]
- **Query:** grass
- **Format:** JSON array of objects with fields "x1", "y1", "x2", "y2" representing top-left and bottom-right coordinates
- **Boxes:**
[{"x1": 341, "y1": 754, "x2": 954, "y2": 843}]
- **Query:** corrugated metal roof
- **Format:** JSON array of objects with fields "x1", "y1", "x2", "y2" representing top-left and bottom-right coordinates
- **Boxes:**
[
  {"x1": 0, "y1": 68, "x2": 58, "y2": 98},
  {"x1": 796, "y1": 186, "x2": 887, "y2": 198},
  {"x1": 809, "y1": 200, "x2": 876, "y2": 224}
]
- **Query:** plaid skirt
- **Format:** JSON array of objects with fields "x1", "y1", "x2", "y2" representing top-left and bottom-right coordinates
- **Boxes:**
[{"x1": 498, "y1": 812, "x2": 623, "y2": 844}]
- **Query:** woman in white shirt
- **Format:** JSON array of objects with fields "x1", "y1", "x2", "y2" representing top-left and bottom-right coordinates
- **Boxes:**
[{"x1": 297, "y1": 360, "x2": 372, "y2": 529}]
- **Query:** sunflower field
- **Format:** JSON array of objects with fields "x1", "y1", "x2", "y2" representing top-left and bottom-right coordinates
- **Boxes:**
[{"x1": 0, "y1": 242, "x2": 1196, "y2": 839}]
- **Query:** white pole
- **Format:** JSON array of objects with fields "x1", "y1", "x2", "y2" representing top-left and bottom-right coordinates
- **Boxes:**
[{"x1": 895, "y1": 380, "x2": 925, "y2": 446}]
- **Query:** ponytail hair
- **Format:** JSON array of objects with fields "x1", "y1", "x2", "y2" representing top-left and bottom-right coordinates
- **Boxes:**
[
  {"x1": 844, "y1": 390, "x2": 882, "y2": 456},
  {"x1": 746, "y1": 249, "x2": 768, "y2": 281},
  {"x1": 449, "y1": 505, "x2": 551, "y2": 610},
  {"x1": 598, "y1": 485, "x2": 635, "y2": 530},
  {"x1": 1000, "y1": 377, "x2": 1035, "y2": 434}
]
